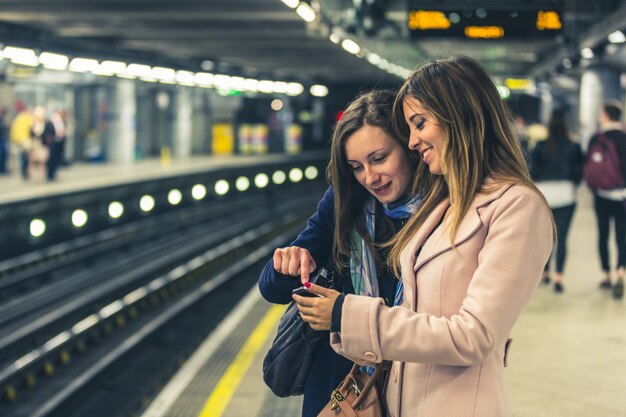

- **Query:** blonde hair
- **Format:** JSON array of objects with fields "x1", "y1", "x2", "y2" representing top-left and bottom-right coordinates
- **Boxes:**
[{"x1": 389, "y1": 56, "x2": 554, "y2": 275}]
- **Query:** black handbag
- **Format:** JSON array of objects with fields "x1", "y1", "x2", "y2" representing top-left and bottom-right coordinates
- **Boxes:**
[{"x1": 262, "y1": 268, "x2": 334, "y2": 397}]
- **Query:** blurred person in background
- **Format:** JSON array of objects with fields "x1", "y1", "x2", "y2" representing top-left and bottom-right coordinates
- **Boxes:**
[
  {"x1": 9, "y1": 101, "x2": 33, "y2": 180},
  {"x1": 586, "y1": 101, "x2": 626, "y2": 299},
  {"x1": 49, "y1": 108, "x2": 67, "y2": 177},
  {"x1": 29, "y1": 105, "x2": 55, "y2": 182},
  {"x1": 530, "y1": 109, "x2": 584, "y2": 293},
  {"x1": 0, "y1": 108, "x2": 8, "y2": 175}
]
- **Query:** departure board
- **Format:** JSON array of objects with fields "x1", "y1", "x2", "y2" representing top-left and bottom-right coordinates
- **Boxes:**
[{"x1": 407, "y1": 5, "x2": 562, "y2": 40}]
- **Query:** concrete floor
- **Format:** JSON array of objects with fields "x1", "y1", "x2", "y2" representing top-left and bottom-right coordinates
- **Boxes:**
[{"x1": 506, "y1": 188, "x2": 626, "y2": 417}]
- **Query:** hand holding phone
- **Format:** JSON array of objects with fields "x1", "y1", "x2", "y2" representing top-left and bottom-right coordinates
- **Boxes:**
[{"x1": 292, "y1": 285, "x2": 324, "y2": 298}]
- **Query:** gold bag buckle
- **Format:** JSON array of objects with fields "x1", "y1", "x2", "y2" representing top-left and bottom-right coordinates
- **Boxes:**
[{"x1": 330, "y1": 389, "x2": 345, "y2": 410}]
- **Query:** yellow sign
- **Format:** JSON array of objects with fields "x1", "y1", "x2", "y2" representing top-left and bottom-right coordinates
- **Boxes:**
[
  {"x1": 212, "y1": 123, "x2": 234, "y2": 155},
  {"x1": 505, "y1": 78, "x2": 532, "y2": 90},
  {"x1": 408, "y1": 10, "x2": 451, "y2": 30},
  {"x1": 465, "y1": 26, "x2": 504, "y2": 39},
  {"x1": 536, "y1": 11, "x2": 561, "y2": 30}
]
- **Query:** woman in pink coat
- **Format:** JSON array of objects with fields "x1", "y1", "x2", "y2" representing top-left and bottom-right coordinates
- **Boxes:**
[{"x1": 293, "y1": 56, "x2": 554, "y2": 417}]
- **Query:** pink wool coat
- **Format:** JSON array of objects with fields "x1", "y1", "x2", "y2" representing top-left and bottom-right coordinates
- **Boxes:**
[{"x1": 331, "y1": 183, "x2": 553, "y2": 417}]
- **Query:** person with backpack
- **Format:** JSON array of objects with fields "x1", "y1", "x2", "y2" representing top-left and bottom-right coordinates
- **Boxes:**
[
  {"x1": 585, "y1": 100, "x2": 626, "y2": 299},
  {"x1": 531, "y1": 109, "x2": 584, "y2": 293}
]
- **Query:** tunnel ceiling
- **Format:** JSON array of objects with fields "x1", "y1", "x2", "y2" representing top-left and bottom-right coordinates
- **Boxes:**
[{"x1": 0, "y1": 0, "x2": 625, "y2": 85}]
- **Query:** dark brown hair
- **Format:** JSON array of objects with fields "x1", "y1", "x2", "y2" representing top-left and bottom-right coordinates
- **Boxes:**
[{"x1": 326, "y1": 89, "x2": 418, "y2": 271}]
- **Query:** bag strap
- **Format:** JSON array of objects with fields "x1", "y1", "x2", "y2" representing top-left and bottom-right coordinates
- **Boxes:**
[
  {"x1": 334, "y1": 362, "x2": 385, "y2": 411},
  {"x1": 352, "y1": 363, "x2": 384, "y2": 410},
  {"x1": 335, "y1": 398, "x2": 358, "y2": 417}
]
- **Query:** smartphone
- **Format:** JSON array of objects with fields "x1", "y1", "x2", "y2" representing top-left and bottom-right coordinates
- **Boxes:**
[{"x1": 292, "y1": 285, "x2": 323, "y2": 298}]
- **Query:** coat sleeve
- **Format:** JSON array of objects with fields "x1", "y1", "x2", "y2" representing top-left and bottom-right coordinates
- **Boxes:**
[
  {"x1": 330, "y1": 187, "x2": 553, "y2": 366},
  {"x1": 258, "y1": 186, "x2": 335, "y2": 304}
]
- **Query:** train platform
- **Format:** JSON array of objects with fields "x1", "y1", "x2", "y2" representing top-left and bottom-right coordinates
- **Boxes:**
[
  {"x1": 0, "y1": 153, "x2": 326, "y2": 205},
  {"x1": 140, "y1": 187, "x2": 626, "y2": 417}
]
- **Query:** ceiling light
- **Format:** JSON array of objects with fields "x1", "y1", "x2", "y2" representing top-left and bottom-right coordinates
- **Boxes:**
[
  {"x1": 496, "y1": 86, "x2": 510, "y2": 99},
  {"x1": 296, "y1": 3, "x2": 316, "y2": 23},
  {"x1": 608, "y1": 30, "x2": 626, "y2": 44},
  {"x1": 194, "y1": 72, "x2": 214, "y2": 87},
  {"x1": 151, "y1": 66, "x2": 176, "y2": 82},
  {"x1": 3, "y1": 47, "x2": 38, "y2": 66},
  {"x1": 273, "y1": 81, "x2": 289, "y2": 94},
  {"x1": 341, "y1": 39, "x2": 361, "y2": 55},
  {"x1": 329, "y1": 32, "x2": 341, "y2": 44},
  {"x1": 201, "y1": 60, "x2": 214, "y2": 71},
  {"x1": 69, "y1": 57, "x2": 99, "y2": 72},
  {"x1": 126, "y1": 63, "x2": 151, "y2": 78},
  {"x1": 244, "y1": 78, "x2": 259, "y2": 92},
  {"x1": 175, "y1": 70, "x2": 195, "y2": 86},
  {"x1": 39, "y1": 52, "x2": 69, "y2": 70},
  {"x1": 366, "y1": 53, "x2": 381, "y2": 65},
  {"x1": 286, "y1": 82, "x2": 304, "y2": 96},
  {"x1": 258, "y1": 80, "x2": 274, "y2": 93},
  {"x1": 581, "y1": 48, "x2": 594, "y2": 59},
  {"x1": 310, "y1": 84, "x2": 329, "y2": 97},
  {"x1": 98, "y1": 60, "x2": 126, "y2": 75},
  {"x1": 2, "y1": 46, "x2": 35, "y2": 60},
  {"x1": 213, "y1": 74, "x2": 233, "y2": 89},
  {"x1": 230, "y1": 76, "x2": 246, "y2": 91},
  {"x1": 281, "y1": 0, "x2": 299, "y2": 9}
]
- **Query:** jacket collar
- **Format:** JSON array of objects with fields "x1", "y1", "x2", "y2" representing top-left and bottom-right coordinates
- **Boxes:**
[
  {"x1": 411, "y1": 180, "x2": 514, "y2": 272},
  {"x1": 601, "y1": 121, "x2": 624, "y2": 133}
]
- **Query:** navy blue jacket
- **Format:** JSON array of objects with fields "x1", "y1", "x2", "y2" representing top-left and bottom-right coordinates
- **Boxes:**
[
  {"x1": 259, "y1": 186, "x2": 398, "y2": 417},
  {"x1": 259, "y1": 187, "x2": 353, "y2": 417}
]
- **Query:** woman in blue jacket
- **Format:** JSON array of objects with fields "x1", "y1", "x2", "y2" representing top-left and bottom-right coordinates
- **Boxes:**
[{"x1": 258, "y1": 89, "x2": 421, "y2": 416}]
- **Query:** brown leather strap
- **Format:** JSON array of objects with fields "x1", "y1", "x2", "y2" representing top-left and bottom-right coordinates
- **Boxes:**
[
  {"x1": 337, "y1": 397, "x2": 358, "y2": 417},
  {"x1": 352, "y1": 363, "x2": 384, "y2": 410}
]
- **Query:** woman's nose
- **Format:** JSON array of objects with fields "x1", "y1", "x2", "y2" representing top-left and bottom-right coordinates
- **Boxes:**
[
  {"x1": 364, "y1": 167, "x2": 380, "y2": 185},
  {"x1": 408, "y1": 134, "x2": 420, "y2": 150}
]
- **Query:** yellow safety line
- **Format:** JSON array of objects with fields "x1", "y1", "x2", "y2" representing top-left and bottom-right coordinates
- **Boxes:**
[{"x1": 197, "y1": 304, "x2": 287, "y2": 417}]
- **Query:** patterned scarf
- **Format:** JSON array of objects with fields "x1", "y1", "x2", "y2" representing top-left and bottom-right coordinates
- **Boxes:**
[{"x1": 349, "y1": 193, "x2": 421, "y2": 305}]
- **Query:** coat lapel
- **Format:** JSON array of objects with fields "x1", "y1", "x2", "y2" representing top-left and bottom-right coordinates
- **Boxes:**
[
  {"x1": 413, "y1": 182, "x2": 515, "y2": 272},
  {"x1": 399, "y1": 199, "x2": 450, "y2": 308}
]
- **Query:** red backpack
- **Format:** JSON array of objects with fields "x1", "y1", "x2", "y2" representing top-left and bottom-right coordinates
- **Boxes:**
[{"x1": 584, "y1": 133, "x2": 623, "y2": 190}]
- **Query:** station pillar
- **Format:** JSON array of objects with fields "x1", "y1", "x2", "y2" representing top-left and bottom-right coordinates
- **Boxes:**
[
  {"x1": 579, "y1": 66, "x2": 621, "y2": 150},
  {"x1": 174, "y1": 87, "x2": 193, "y2": 158},
  {"x1": 110, "y1": 79, "x2": 137, "y2": 164},
  {"x1": 538, "y1": 81, "x2": 553, "y2": 125}
]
